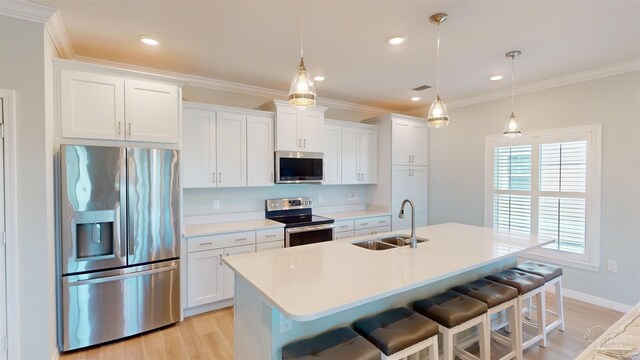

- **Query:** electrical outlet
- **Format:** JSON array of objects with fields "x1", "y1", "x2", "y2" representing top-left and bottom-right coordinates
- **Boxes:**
[
  {"x1": 213, "y1": 200, "x2": 220, "y2": 210},
  {"x1": 607, "y1": 260, "x2": 618, "y2": 273},
  {"x1": 318, "y1": 195, "x2": 324, "y2": 203},
  {"x1": 348, "y1": 194, "x2": 355, "y2": 201},
  {"x1": 280, "y1": 314, "x2": 293, "y2": 333},
  {"x1": 353, "y1": 193, "x2": 359, "y2": 200}
]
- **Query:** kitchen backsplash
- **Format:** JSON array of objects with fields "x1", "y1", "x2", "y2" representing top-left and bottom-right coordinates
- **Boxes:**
[{"x1": 183, "y1": 184, "x2": 368, "y2": 217}]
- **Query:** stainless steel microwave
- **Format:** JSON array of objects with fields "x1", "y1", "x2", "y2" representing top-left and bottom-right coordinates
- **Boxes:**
[{"x1": 275, "y1": 151, "x2": 323, "y2": 184}]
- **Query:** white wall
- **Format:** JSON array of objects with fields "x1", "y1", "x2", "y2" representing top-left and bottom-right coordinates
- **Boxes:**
[
  {"x1": 428, "y1": 71, "x2": 640, "y2": 306},
  {"x1": 0, "y1": 15, "x2": 56, "y2": 359}
]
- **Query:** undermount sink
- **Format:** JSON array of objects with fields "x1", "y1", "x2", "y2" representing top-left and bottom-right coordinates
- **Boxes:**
[
  {"x1": 352, "y1": 235, "x2": 428, "y2": 250},
  {"x1": 380, "y1": 236, "x2": 428, "y2": 246}
]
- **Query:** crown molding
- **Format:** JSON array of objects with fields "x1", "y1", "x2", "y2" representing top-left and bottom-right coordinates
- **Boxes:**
[
  {"x1": 45, "y1": 11, "x2": 73, "y2": 58},
  {"x1": 71, "y1": 55, "x2": 395, "y2": 116},
  {"x1": 404, "y1": 58, "x2": 640, "y2": 116},
  {"x1": 0, "y1": 0, "x2": 55, "y2": 24}
]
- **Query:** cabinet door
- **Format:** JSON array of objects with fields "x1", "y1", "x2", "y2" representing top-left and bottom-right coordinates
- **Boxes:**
[
  {"x1": 300, "y1": 110, "x2": 324, "y2": 152},
  {"x1": 410, "y1": 166, "x2": 428, "y2": 227},
  {"x1": 182, "y1": 109, "x2": 216, "y2": 188},
  {"x1": 223, "y1": 244, "x2": 255, "y2": 299},
  {"x1": 392, "y1": 119, "x2": 413, "y2": 165},
  {"x1": 391, "y1": 166, "x2": 412, "y2": 231},
  {"x1": 216, "y1": 112, "x2": 247, "y2": 187},
  {"x1": 409, "y1": 122, "x2": 428, "y2": 166},
  {"x1": 247, "y1": 115, "x2": 274, "y2": 186},
  {"x1": 359, "y1": 129, "x2": 378, "y2": 184},
  {"x1": 187, "y1": 249, "x2": 224, "y2": 307},
  {"x1": 341, "y1": 127, "x2": 360, "y2": 184},
  {"x1": 124, "y1": 79, "x2": 179, "y2": 143},
  {"x1": 275, "y1": 108, "x2": 300, "y2": 151},
  {"x1": 323, "y1": 124, "x2": 341, "y2": 185},
  {"x1": 60, "y1": 70, "x2": 124, "y2": 140}
]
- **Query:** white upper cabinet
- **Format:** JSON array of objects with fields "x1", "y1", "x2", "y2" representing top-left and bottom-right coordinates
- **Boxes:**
[
  {"x1": 323, "y1": 124, "x2": 342, "y2": 185},
  {"x1": 124, "y1": 79, "x2": 179, "y2": 143},
  {"x1": 341, "y1": 125, "x2": 378, "y2": 184},
  {"x1": 247, "y1": 115, "x2": 275, "y2": 187},
  {"x1": 182, "y1": 103, "x2": 273, "y2": 189},
  {"x1": 262, "y1": 100, "x2": 327, "y2": 152},
  {"x1": 392, "y1": 118, "x2": 427, "y2": 165},
  {"x1": 57, "y1": 61, "x2": 182, "y2": 144},
  {"x1": 182, "y1": 109, "x2": 215, "y2": 188},
  {"x1": 60, "y1": 70, "x2": 125, "y2": 140},
  {"x1": 215, "y1": 112, "x2": 247, "y2": 188},
  {"x1": 391, "y1": 166, "x2": 428, "y2": 230}
]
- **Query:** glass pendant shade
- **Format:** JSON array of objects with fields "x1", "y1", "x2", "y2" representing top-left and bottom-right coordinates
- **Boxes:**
[
  {"x1": 288, "y1": 58, "x2": 316, "y2": 108},
  {"x1": 427, "y1": 94, "x2": 449, "y2": 128},
  {"x1": 503, "y1": 112, "x2": 522, "y2": 137}
]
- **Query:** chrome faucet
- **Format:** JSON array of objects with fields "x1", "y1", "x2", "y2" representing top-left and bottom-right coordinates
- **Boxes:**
[{"x1": 398, "y1": 199, "x2": 417, "y2": 248}]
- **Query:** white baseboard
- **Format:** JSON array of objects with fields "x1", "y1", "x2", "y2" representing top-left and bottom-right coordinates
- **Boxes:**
[
  {"x1": 183, "y1": 299, "x2": 233, "y2": 317},
  {"x1": 547, "y1": 287, "x2": 633, "y2": 313}
]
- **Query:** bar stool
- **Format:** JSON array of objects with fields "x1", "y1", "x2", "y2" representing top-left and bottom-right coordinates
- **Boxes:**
[
  {"x1": 452, "y1": 279, "x2": 521, "y2": 360},
  {"x1": 513, "y1": 261, "x2": 565, "y2": 333},
  {"x1": 413, "y1": 290, "x2": 490, "y2": 360},
  {"x1": 353, "y1": 307, "x2": 440, "y2": 360},
  {"x1": 486, "y1": 269, "x2": 546, "y2": 353},
  {"x1": 282, "y1": 327, "x2": 380, "y2": 360}
]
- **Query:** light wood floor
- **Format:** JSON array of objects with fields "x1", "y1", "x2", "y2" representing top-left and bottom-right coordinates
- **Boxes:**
[{"x1": 60, "y1": 293, "x2": 624, "y2": 360}]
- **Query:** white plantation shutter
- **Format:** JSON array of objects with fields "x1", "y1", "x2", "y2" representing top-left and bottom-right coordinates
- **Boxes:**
[
  {"x1": 487, "y1": 126, "x2": 600, "y2": 268},
  {"x1": 539, "y1": 140, "x2": 587, "y2": 253}
]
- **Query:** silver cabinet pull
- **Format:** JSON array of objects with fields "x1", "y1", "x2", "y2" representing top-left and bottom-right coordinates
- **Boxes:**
[
  {"x1": 303, "y1": 139, "x2": 306, "y2": 148},
  {"x1": 128, "y1": 122, "x2": 132, "y2": 136},
  {"x1": 266, "y1": 234, "x2": 276, "y2": 238},
  {"x1": 271, "y1": 173, "x2": 274, "y2": 182},
  {"x1": 218, "y1": 172, "x2": 222, "y2": 183},
  {"x1": 340, "y1": 225, "x2": 349, "y2": 228},
  {"x1": 235, "y1": 237, "x2": 246, "y2": 241},
  {"x1": 219, "y1": 255, "x2": 222, "y2": 266},
  {"x1": 200, "y1": 241, "x2": 213, "y2": 246},
  {"x1": 361, "y1": 222, "x2": 369, "y2": 226},
  {"x1": 379, "y1": 220, "x2": 386, "y2": 223},
  {"x1": 211, "y1": 172, "x2": 216, "y2": 183},
  {"x1": 117, "y1": 121, "x2": 121, "y2": 135}
]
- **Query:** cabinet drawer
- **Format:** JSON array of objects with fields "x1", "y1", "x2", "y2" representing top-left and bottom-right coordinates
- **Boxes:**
[
  {"x1": 334, "y1": 220, "x2": 355, "y2": 233},
  {"x1": 334, "y1": 231, "x2": 355, "y2": 240},
  {"x1": 354, "y1": 225, "x2": 391, "y2": 237},
  {"x1": 188, "y1": 231, "x2": 256, "y2": 252},
  {"x1": 256, "y1": 228, "x2": 284, "y2": 244},
  {"x1": 256, "y1": 241, "x2": 284, "y2": 252},
  {"x1": 354, "y1": 216, "x2": 391, "y2": 230}
]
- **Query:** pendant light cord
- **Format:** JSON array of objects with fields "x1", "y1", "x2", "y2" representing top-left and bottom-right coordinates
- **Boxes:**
[
  {"x1": 300, "y1": 0, "x2": 304, "y2": 59},
  {"x1": 510, "y1": 54, "x2": 515, "y2": 113},
  {"x1": 436, "y1": 23, "x2": 440, "y2": 94}
]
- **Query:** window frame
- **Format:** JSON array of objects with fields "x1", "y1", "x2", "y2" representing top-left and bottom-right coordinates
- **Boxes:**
[{"x1": 485, "y1": 124, "x2": 602, "y2": 271}]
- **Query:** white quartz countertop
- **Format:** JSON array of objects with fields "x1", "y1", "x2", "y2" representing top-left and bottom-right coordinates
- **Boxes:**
[
  {"x1": 224, "y1": 222, "x2": 554, "y2": 321},
  {"x1": 184, "y1": 219, "x2": 284, "y2": 238},
  {"x1": 320, "y1": 210, "x2": 391, "y2": 221}
]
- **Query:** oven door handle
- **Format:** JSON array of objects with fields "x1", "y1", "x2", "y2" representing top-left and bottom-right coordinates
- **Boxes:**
[{"x1": 286, "y1": 223, "x2": 335, "y2": 234}]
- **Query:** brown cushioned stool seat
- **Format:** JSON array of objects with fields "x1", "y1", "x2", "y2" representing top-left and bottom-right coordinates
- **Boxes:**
[
  {"x1": 485, "y1": 269, "x2": 545, "y2": 295},
  {"x1": 353, "y1": 307, "x2": 439, "y2": 356},
  {"x1": 282, "y1": 327, "x2": 380, "y2": 360},
  {"x1": 513, "y1": 261, "x2": 562, "y2": 282},
  {"x1": 413, "y1": 290, "x2": 488, "y2": 328},
  {"x1": 452, "y1": 279, "x2": 518, "y2": 307}
]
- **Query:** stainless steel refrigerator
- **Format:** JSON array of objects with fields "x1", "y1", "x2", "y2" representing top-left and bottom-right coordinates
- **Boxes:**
[{"x1": 57, "y1": 145, "x2": 180, "y2": 351}]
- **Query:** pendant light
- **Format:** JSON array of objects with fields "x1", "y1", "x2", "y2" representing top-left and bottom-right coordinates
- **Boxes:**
[
  {"x1": 503, "y1": 50, "x2": 522, "y2": 137},
  {"x1": 288, "y1": 0, "x2": 316, "y2": 108},
  {"x1": 427, "y1": 12, "x2": 449, "y2": 128}
]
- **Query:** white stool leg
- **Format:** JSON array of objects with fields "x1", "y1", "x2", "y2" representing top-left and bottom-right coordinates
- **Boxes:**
[
  {"x1": 508, "y1": 302, "x2": 522, "y2": 360},
  {"x1": 429, "y1": 336, "x2": 439, "y2": 360},
  {"x1": 443, "y1": 327, "x2": 454, "y2": 360},
  {"x1": 515, "y1": 297, "x2": 523, "y2": 359},
  {"x1": 556, "y1": 277, "x2": 565, "y2": 332},
  {"x1": 479, "y1": 314, "x2": 491, "y2": 359},
  {"x1": 526, "y1": 297, "x2": 532, "y2": 320},
  {"x1": 536, "y1": 290, "x2": 547, "y2": 347}
]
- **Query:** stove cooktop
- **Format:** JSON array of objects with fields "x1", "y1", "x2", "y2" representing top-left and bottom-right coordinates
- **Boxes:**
[{"x1": 269, "y1": 214, "x2": 334, "y2": 228}]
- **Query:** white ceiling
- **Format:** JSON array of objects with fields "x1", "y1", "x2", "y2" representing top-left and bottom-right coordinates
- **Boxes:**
[{"x1": 35, "y1": 0, "x2": 640, "y2": 111}]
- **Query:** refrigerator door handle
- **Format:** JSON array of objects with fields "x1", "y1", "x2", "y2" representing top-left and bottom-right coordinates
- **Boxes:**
[{"x1": 66, "y1": 264, "x2": 178, "y2": 287}]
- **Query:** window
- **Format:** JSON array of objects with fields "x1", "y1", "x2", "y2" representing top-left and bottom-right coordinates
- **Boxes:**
[{"x1": 485, "y1": 125, "x2": 602, "y2": 270}]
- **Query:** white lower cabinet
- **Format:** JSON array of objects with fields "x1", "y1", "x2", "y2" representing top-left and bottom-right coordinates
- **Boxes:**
[
  {"x1": 222, "y1": 244, "x2": 255, "y2": 299},
  {"x1": 256, "y1": 228, "x2": 284, "y2": 251},
  {"x1": 354, "y1": 226, "x2": 391, "y2": 237},
  {"x1": 334, "y1": 216, "x2": 392, "y2": 239},
  {"x1": 187, "y1": 249, "x2": 224, "y2": 307},
  {"x1": 257, "y1": 241, "x2": 284, "y2": 251}
]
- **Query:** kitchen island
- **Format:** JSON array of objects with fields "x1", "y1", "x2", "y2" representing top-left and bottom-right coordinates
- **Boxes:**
[{"x1": 224, "y1": 222, "x2": 554, "y2": 359}]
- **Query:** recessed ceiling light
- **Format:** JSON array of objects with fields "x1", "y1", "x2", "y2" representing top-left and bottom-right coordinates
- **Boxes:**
[
  {"x1": 411, "y1": 97, "x2": 421, "y2": 101},
  {"x1": 387, "y1": 36, "x2": 406, "y2": 45},
  {"x1": 313, "y1": 76, "x2": 325, "y2": 82},
  {"x1": 139, "y1": 36, "x2": 159, "y2": 46},
  {"x1": 490, "y1": 75, "x2": 503, "y2": 81}
]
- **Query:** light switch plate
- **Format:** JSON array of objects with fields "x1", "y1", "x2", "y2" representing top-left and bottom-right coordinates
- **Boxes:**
[
  {"x1": 213, "y1": 200, "x2": 220, "y2": 210},
  {"x1": 607, "y1": 260, "x2": 618, "y2": 273},
  {"x1": 280, "y1": 314, "x2": 292, "y2": 333}
]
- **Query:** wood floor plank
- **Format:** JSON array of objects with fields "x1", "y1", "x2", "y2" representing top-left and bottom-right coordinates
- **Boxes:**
[{"x1": 60, "y1": 291, "x2": 625, "y2": 360}]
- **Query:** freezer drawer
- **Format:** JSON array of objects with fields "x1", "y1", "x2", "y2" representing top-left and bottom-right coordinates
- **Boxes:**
[{"x1": 59, "y1": 260, "x2": 180, "y2": 351}]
